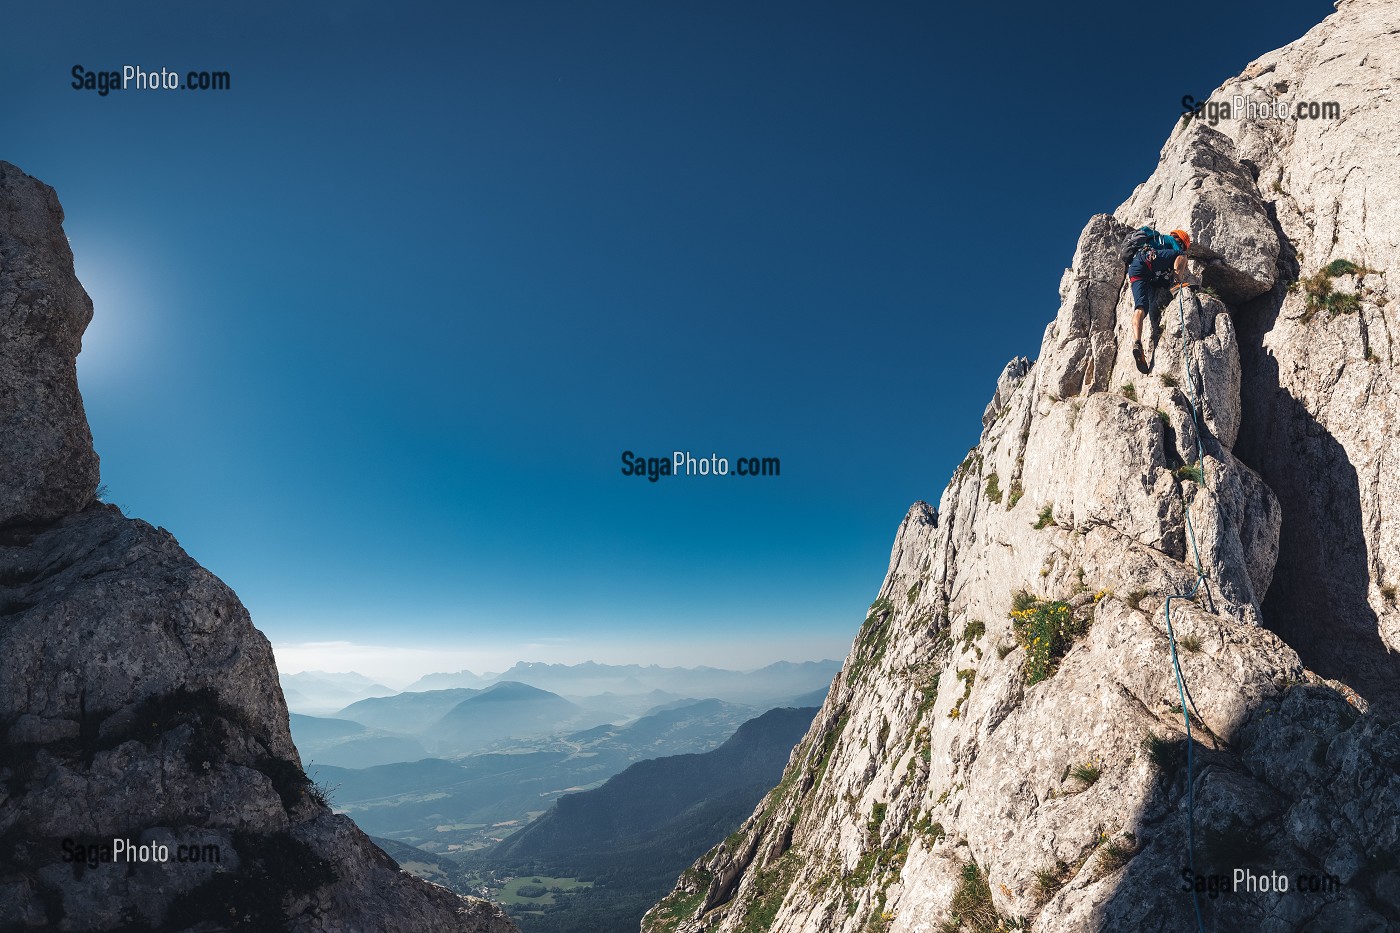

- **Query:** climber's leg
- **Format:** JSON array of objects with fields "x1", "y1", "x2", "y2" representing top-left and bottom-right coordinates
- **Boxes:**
[{"x1": 1129, "y1": 275, "x2": 1151, "y2": 373}]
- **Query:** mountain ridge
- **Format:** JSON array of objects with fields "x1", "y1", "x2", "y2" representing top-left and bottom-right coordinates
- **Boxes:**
[
  {"x1": 481, "y1": 706, "x2": 819, "y2": 933},
  {"x1": 645, "y1": 2, "x2": 1400, "y2": 930},
  {"x1": 455, "y1": 659, "x2": 841, "y2": 704}
]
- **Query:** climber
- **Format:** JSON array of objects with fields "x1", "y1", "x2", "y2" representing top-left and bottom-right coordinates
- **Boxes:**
[{"x1": 1125, "y1": 228, "x2": 1191, "y2": 373}]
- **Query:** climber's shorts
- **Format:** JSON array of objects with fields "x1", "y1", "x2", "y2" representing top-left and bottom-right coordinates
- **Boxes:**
[
  {"x1": 1127, "y1": 248, "x2": 1179, "y2": 312},
  {"x1": 1128, "y1": 275, "x2": 1153, "y2": 312}
]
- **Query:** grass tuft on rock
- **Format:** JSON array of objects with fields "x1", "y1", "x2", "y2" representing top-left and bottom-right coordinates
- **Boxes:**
[
  {"x1": 963, "y1": 619, "x2": 986, "y2": 647},
  {"x1": 1069, "y1": 763, "x2": 1101, "y2": 787},
  {"x1": 1175, "y1": 462, "x2": 1205, "y2": 485},
  {"x1": 1299, "y1": 259, "x2": 1371, "y2": 321},
  {"x1": 1096, "y1": 838, "x2": 1135, "y2": 878},
  {"x1": 938, "y1": 861, "x2": 1001, "y2": 933},
  {"x1": 1007, "y1": 479, "x2": 1024, "y2": 510},
  {"x1": 1033, "y1": 861, "x2": 1069, "y2": 904},
  {"x1": 1141, "y1": 732, "x2": 1184, "y2": 775}
]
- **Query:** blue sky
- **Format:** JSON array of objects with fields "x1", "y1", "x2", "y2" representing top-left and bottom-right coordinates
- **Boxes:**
[{"x1": 1, "y1": 0, "x2": 1331, "y2": 682}]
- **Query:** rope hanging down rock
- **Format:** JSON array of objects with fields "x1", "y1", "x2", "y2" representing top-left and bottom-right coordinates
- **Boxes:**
[{"x1": 1163, "y1": 284, "x2": 1211, "y2": 933}]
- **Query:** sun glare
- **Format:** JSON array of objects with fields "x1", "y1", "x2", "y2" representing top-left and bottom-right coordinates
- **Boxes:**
[{"x1": 69, "y1": 230, "x2": 167, "y2": 384}]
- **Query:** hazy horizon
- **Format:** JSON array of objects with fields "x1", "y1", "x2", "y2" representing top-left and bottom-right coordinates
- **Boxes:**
[{"x1": 273, "y1": 637, "x2": 851, "y2": 690}]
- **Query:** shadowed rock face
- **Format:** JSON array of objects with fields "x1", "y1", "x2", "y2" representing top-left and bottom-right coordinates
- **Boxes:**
[
  {"x1": 0, "y1": 162, "x2": 100, "y2": 527},
  {"x1": 0, "y1": 161, "x2": 516, "y2": 931},
  {"x1": 644, "y1": 2, "x2": 1400, "y2": 932},
  {"x1": 1204, "y1": 0, "x2": 1400, "y2": 717}
]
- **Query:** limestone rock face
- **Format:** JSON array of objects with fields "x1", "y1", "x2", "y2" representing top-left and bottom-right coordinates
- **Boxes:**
[
  {"x1": 1118, "y1": 128, "x2": 1280, "y2": 305},
  {"x1": 644, "y1": 2, "x2": 1400, "y2": 931},
  {"x1": 0, "y1": 162, "x2": 100, "y2": 526},
  {"x1": 1038, "y1": 214, "x2": 1126, "y2": 399},
  {"x1": 1200, "y1": 0, "x2": 1400, "y2": 713},
  {"x1": 981, "y1": 358, "x2": 1031, "y2": 430},
  {"x1": 0, "y1": 170, "x2": 516, "y2": 931}
]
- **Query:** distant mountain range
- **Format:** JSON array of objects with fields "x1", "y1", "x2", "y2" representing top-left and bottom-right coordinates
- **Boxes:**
[
  {"x1": 430, "y1": 683, "x2": 597, "y2": 752},
  {"x1": 494, "y1": 705, "x2": 816, "y2": 862},
  {"x1": 285, "y1": 659, "x2": 840, "y2": 718},
  {"x1": 469, "y1": 660, "x2": 840, "y2": 706},
  {"x1": 470, "y1": 706, "x2": 819, "y2": 932},
  {"x1": 336, "y1": 687, "x2": 486, "y2": 733},
  {"x1": 280, "y1": 669, "x2": 397, "y2": 715},
  {"x1": 285, "y1": 660, "x2": 836, "y2": 770},
  {"x1": 284, "y1": 668, "x2": 827, "y2": 930},
  {"x1": 288, "y1": 713, "x2": 429, "y2": 768},
  {"x1": 301, "y1": 681, "x2": 613, "y2": 760},
  {"x1": 567, "y1": 689, "x2": 689, "y2": 721},
  {"x1": 311, "y1": 697, "x2": 767, "y2": 854},
  {"x1": 403, "y1": 669, "x2": 496, "y2": 692}
]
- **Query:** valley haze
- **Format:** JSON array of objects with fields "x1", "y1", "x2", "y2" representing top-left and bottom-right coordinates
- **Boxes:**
[{"x1": 272, "y1": 641, "x2": 848, "y2": 691}]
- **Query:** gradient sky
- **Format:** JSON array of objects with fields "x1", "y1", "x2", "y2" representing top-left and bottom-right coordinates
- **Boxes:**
[{"x1": 1, "y1": 0, "x2": 1333, "y2": 683}]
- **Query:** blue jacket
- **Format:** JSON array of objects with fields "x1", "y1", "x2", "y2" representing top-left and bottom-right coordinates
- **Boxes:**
[{"x1": 1129, "y1": 247, "x2": 1182, "y2": 283}]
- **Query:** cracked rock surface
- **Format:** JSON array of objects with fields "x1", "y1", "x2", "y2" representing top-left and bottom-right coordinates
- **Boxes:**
[{"x1": 0, "y1": 162, "x2": 99, "y2": 527}]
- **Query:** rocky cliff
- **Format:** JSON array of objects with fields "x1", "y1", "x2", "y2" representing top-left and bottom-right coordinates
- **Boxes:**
[
  {"x1": 0, "y1": 161, "x2": 517, "y2": 932},
  {"x1": 644, "y1": 1, "x2": 1400, "y2": 930}
]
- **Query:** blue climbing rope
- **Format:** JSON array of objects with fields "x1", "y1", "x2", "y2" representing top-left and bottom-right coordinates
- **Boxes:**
[{"x1": 1164, "y1": 285, "x2": 1209, "y2": 933}]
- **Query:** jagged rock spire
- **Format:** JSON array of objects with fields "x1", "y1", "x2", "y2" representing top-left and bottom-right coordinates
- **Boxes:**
[{"x1": 0, "y1": 161, "x2": 100, "y2": 526}]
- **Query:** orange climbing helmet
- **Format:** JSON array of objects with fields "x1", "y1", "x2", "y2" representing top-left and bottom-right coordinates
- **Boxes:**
[{"x1": 1170, "y1": 229, "x2": 1192, "y2": 250}]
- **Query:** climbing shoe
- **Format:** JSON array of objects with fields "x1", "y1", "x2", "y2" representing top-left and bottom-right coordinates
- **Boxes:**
[{"x1": 1133, "y1": 341, "x2": 1150, "y2": 374}]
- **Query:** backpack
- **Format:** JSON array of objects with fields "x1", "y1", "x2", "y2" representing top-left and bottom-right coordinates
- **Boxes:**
[{"x1": 1117, "y1": 226, "x2": 1179, "y2": 265}]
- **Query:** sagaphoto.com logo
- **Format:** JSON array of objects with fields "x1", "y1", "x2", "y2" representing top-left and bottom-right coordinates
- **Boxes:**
[
  {"x1": 1181, "y1": 93, "x2": 1338, "y2": 126},
  {"x1": 620, "y1": 450, "x2": 781, "y2": 483},
  {"x1": 72, "y1": 64, "x2": 231, "y2": 97}
]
